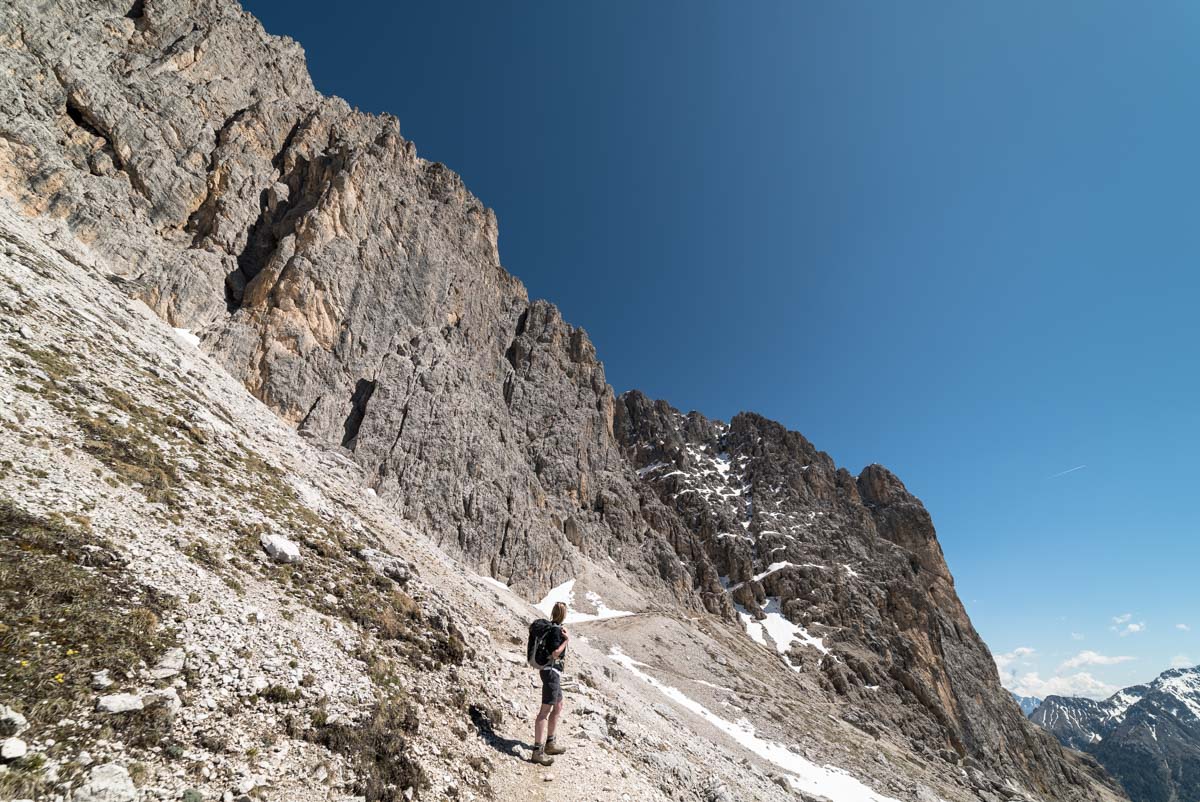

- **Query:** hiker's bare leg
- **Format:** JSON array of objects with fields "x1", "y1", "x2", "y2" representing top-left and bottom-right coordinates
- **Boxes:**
[
  {"x1": 547, "y1": 698, "x2": 563, "y2": 739},
  {"x1": 534, "y1": 703, "x2": 553, "y2": 744}
]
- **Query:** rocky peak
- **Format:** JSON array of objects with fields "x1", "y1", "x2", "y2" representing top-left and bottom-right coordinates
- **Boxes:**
[
  {"x1": 615, "y1": 391, "x2": 1115, "y2": 799},
  {"x1": 1030, "y1": 667, "x2": 1200, "y2": 802}
]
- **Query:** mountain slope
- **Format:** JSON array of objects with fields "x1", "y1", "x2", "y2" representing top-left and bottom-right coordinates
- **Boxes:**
[
  {"x1": 0, "y1": 198, "x2": 834, "y2": 802},
  {"x1": 1031, "y1": 668, "x2": 1200, "y2": 802},
  {"x1": 0, "y1": 1, "x2": 1126, "y2": 800},
  {"x1": 1012, "y1": 694, "x2": 1044, "y2": 717},
  {"x1": 613, "y1": 392, "x2": 1118, "y2": 799}
]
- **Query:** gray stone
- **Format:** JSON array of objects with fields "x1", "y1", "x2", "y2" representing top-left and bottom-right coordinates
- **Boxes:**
[
  {"x1": 73, "y1": 763, "x2": 136, "y2": 802},
  {"x1": 96, "y1": 693, "x2": 143, "y2": 714},
  {"x1": 150, "y1": 647, "x2": 186, "y2": 679}
]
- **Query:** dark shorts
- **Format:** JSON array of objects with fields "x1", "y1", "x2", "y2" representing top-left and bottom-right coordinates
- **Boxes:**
[{"x1": 539, "y1": 666, "x2": 562, "y2": 705}]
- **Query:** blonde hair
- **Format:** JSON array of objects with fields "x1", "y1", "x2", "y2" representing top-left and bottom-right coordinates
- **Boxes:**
[{"x1": 551, "y1": 601, "x2": 567, "y2": 625}]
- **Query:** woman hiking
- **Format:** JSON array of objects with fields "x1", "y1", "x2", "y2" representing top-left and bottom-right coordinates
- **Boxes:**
[{"x1": 530, "y1": 601, "x2": 569, "y2": 766}]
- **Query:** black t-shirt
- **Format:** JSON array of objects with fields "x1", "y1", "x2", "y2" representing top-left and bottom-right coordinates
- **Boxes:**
[{"x1": 542, "y1": 623, "x2": 566, "y2": 668}]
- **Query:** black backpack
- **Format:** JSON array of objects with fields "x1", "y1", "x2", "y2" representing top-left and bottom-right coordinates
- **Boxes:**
[{"x1": 526, "y1": 618, "x2": 558, "y2": 669}]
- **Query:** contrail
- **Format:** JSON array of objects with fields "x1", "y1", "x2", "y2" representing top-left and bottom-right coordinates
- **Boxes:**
[{"x1": 1048, "y1": 465, "x2": 1087, "y2": 479}]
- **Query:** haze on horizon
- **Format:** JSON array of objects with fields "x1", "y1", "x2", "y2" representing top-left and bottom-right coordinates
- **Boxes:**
[{"x1": 245, "y1": 0, "x2": 1200, "y2": 700}]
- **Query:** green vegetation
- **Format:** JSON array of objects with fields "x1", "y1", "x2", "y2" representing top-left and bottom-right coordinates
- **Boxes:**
[
  {"x1": 11, "y1": 339, "x2": 77, "y2": 382},
  {"x1": 0, "y1": 500, "x2": 178, "y2": 788},
  {"x1": 306, "y1": 696, "x2": 425, "y2": 802},
  {"x1": 258, "y1": 684, "x2": 302, "y2": 704}
]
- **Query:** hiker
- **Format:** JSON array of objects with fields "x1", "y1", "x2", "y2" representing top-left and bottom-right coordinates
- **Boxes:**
[{"x1": 528, "y1": 600, "x2": 569, "y2": 766}]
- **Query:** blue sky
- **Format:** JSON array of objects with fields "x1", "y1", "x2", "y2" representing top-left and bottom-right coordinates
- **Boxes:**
[{"x1": 244, "y1": 0, "x2": 1199, "y2": 698}]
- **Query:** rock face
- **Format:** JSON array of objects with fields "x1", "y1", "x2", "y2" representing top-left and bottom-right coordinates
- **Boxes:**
[
  {"x1": 1031, "y1": 667, "x2": 1200, "y2": 802},
  {"x1": 0, "y1": 0, "x2": 703, "y2": 604},
  {"x1": 0, "y1": 2, "x2": 1125, "y2": 801},
  {"x1": 613, "y1": 391, "x2": 1116, "y2": 799}
]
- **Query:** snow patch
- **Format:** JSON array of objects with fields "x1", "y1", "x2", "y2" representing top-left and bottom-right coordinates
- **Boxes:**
[
  {"x1": 172, "y1": 328, "x2": 200, "y2": 347},
  {"x1": 477, "y1": 576, "x2": 510, "y2": 593},
  {"x1": 608, "y1": 647, "x2": 900, "y2": 802},
  {"x1": 735, "y1": 599, "x2": 828, "y2": 659},
  {"x1": 535, "y1": 579, "x2": 635, "y2": 623}
]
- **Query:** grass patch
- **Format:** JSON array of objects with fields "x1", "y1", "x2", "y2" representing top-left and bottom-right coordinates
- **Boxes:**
[
  {"x1": 10, "y1": 339, "x2": 77, "y2": 382},
  {"x1": 62, "y1": 387, "x2": 206, "y2": 506},
  {"x1": 0, "y1": 755, "x2": 50, "y2": 799},
  {"x1": 0, "y1": 499, "x2": 176, "y2": 753},
  {"x1": 258, "y1": 684, "x2": 301, "y2": 704},
  {"x1": 306, "y1": 697, "x2": 425, "y2": 801},
  {"x1": 10, "y1": 345, "x2": 204, "y2": 507}
]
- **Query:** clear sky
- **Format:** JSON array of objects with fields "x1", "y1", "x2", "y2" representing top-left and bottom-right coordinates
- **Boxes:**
[{"x1": 244, "y1": 0, "x2": 1199, "y2": 698}]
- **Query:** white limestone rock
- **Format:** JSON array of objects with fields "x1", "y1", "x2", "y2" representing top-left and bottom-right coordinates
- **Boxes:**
[
  {"x1": 1, "y1": 737, "x2": 27, "y2": 761},
  {"x1": 74, "y1": 763, "x2": 137, "y2": 802},
  {"x1": 259, "y1": 533, "x2": 302, "y2": 564},
  {"x1": 96, "y1": 693, "x2": 144, "y2": 714}
]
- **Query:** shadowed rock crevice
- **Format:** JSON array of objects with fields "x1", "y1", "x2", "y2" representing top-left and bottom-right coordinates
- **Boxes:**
[{"x1": 342, "y1": 379, "x2": 376, "y2": 450}]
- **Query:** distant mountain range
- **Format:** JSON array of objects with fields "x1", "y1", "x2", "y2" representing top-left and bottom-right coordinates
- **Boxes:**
[
  {"x1": 1028, "y1": 665, "x2": 1200, "y2": 802},
  {"x1": 1010, "y1": 692, "x2": 1043, "y2": 717}
]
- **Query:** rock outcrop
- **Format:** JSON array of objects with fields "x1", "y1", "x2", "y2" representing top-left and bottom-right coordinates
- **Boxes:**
[
  {"x1": 614, "y1": 391, "x2": 1119, "y2": 799},
  {"x1": 0, "y1": 0, "x2": 710, "y2": 605}
]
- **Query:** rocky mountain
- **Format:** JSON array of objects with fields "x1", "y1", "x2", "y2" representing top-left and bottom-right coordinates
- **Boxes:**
[
  {"x1": 0, "y1": 1, "x2": 1128, "y2": 800},
  {"x1": 1029, "y1": 686, "x2": 1149, "y2": 751},
  {"x1": 1030, "y1": 667, "x2": 1200, "y2": 802},
  {"x1": 611, "y1": 393, "x2": 1117, "y2": 798},
  {"x1": 1012, "y1": 694, "x2": 1043, "y2": 718}
]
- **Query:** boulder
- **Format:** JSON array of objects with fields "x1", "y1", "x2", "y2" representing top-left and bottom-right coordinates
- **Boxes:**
[
  {"x1": 260, "y1": 534, "x2": 302, "y2": 564},
  {"x1": 1, "y1": 737, "x2": 27, "y2": 761},
  {"x1": 97, "y1": 693, "x2": 144, "y2": 713},
  {"x1": 74, "y1": 763, "x2": 137, "y2": 802}
]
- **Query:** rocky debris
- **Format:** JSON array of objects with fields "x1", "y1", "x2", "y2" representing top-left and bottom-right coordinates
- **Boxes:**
[
  {"x1": 1, "y1": 736, "x2": 28, "y2": 760},
  {"x1": 259, "y1": 533, "x2": 302, "y2": 564},
  {"x1": 357, "y1": 547, "x2": 413, "y2": 586},
  {"x1": 96, "y1": 693, "x2": 144, "y2": 714},
  {"x1": 73, "y1": 763, "x2": 137, "y2": 802}
]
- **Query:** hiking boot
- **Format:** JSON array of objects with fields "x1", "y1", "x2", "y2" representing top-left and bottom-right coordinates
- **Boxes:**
[
  {"x1": 544, "y1": 738, "x2": 566, "y2": 755},
  {"x1": 530, "y1": 747, "x2": 555, "y2": 766}
]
